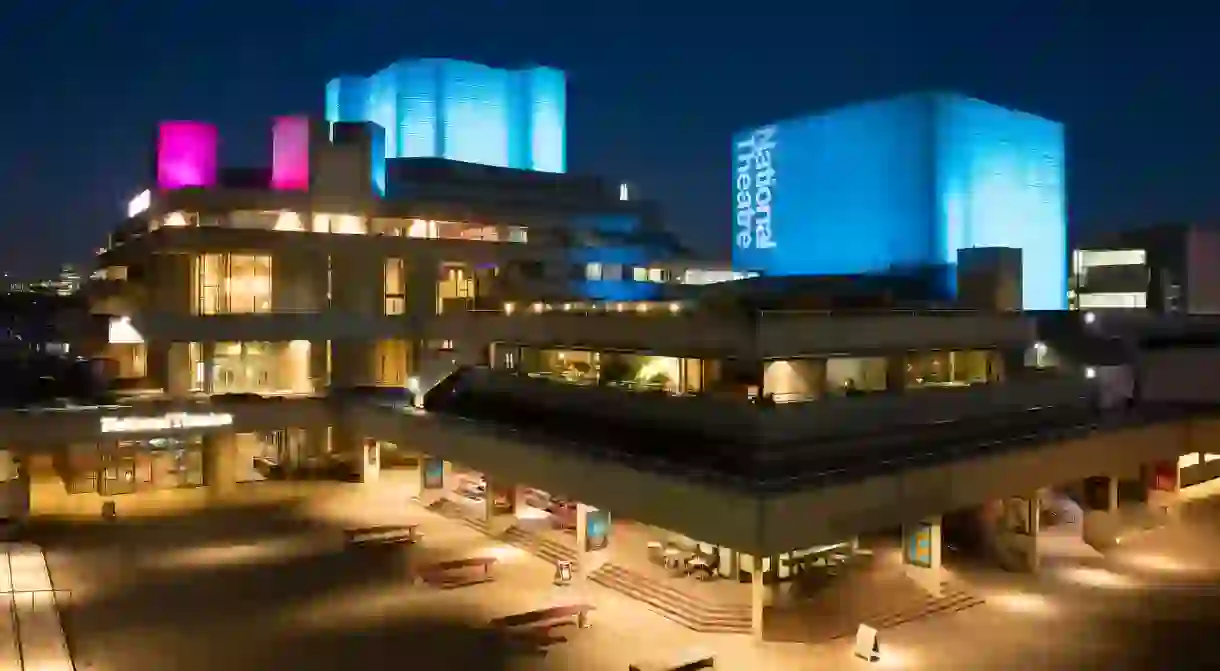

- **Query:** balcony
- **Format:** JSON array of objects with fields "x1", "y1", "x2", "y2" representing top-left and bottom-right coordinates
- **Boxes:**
[{"x1": 425, "y1": 308, "x2": 1034, "y2": 359}]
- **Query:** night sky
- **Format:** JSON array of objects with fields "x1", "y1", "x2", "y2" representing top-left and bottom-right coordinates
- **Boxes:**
[{"x1": 1, "y1": 2, "x2": 1217, "y2": 277}]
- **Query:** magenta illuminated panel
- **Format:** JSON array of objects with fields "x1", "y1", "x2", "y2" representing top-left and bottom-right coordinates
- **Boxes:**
[
  {"x1": 156, "y1": 121, "x2": 218, "y2": 189},
  {"x1": 271, "y1": 116, "x2": 311, "y2": 191}
]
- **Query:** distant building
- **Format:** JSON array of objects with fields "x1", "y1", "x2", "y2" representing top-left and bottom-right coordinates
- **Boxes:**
[
  {"x1": 730, "y1": 92, "x2": 1067, "y2": 310},
  {"x1": 1071, "y1": 223, "x2": 1220, "y2": 314}
]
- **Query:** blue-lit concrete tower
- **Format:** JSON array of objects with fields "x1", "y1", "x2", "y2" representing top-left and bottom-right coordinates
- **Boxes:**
[
  {"x1": 326, "y1": 58, "x2": 566, "y2": 174},
  {"x1": 731, "y1": 93, "x2": 1067, "y2": 310}
]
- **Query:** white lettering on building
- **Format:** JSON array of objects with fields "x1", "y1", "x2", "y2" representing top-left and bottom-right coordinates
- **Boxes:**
[
  {"x1": 734, "y1": 125, "x2": 777, "y2": 250},
  {"x1": 100, "y1": 412, "x2": 234, "y2": 434}
]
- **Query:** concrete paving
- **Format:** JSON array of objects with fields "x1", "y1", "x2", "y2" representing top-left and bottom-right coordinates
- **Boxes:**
[{"x1": 23, "y1": 477, "x2": 1220, "y2": 670}]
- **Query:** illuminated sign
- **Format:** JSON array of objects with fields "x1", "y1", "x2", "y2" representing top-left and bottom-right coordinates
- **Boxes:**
[
  {"x1": 126, "y1": 189, "x2": 151, "y2": 218},
  {"x1": 734, "y1": 125, "x2": 777, "y2": 250},
  {"x1": 100, "y1": 412, "x2": 233, "y2": 434}
]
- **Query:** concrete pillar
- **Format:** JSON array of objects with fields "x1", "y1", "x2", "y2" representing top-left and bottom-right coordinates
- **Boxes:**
[
  {"x1": 166, "y1": 343, "x2": 192, "y2": 397},
  {"x1": 203, "y1": 433, "x2": 237, "y2": 499},
  {"x1": 750, "y1": 566, "x2": 765, "y2": 642},
  {"x1": 356, "y1": 439, "x2": 380, "y2": 484},
  {"x1": 996, "y1": 494, "x2": 1040, "y2": 572},
  {"x1": 330, "y1": 339, "x2": 374, "y2": 388},
  {"x1": 202, "y1": 341, "x2": 216, "y2": 394},
  {"x1": 415, "y1": 456, "x2": 451, "y2": 506},
  {"x1": 576, "y1": 503, "x2": 611, "y2": 575},
  {"x1": 1082, "y1": 475, "x2": 1120, "y2": 550},
  {"x1": 1143, "y1": 459, "x2": 1181, "y2": 523},
  {"x1": 902, "y1": 515, "x2": 943, "y2": 596}
]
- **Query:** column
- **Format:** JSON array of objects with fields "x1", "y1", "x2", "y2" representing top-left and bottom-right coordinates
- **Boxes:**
[
  {"x1": 202, "y1": 341, "x2": 216, "y2": 394},
  {"x1": 356, "y1": 439, "x2": 380, "y2": 484},
  {"x1": 750, "y1": 564, "x2": 765, "y2": 642},
  {"x1": 575, "y1": 503, "x2": 612, "y2": 576},
  {"x1": 1081, "y1": 475, "x2": 1120, "y2": 550},
  {"x1": 902, "y1": 515, "x2": 943, "y2": 596},
  {"x1": 203, "y1": 433, "x2": 237, "y2": 500},
  {"x1": 166, "y1": 343, "x2": 192, "y2": 397},
  {"x1": 996, "y1": 494, "x2": 1040, "y2": 572},
  {"x1": 1143, "y1": 459, "x2": 1181, "y2": 523},
  {"x1": 415, "y1": 456, "x2": 452, "y2": 506}
]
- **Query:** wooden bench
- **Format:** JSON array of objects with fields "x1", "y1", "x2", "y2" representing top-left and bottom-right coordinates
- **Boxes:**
[
  {"x1": 490, "y1": 603, "x2": 596, "y2": 631},
  {"x1": 628, "y1": 650, "x2": 715, "y2": 671},
  {"x1": 344, "y1": 524, "x2": 420, "y2": 547},
  {"x1": 414, "y1": 556, "x2": 497, "y2": 588}
]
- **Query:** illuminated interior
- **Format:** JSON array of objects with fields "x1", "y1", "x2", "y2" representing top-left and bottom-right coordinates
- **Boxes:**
[
  {"x1": 208, "y1": 341, "x2": 313, "y2": 395},
  {"x1": 194, "y1": 254, "x2": 273, "y2": 314}
]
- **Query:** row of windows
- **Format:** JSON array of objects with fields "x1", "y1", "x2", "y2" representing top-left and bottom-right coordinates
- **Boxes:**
[{"x1": 151, "y1": 210, "x2": 529, "y2": 243}]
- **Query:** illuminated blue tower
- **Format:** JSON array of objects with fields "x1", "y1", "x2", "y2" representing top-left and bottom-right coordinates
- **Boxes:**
[
  {"x1": 325, "y1": 58, "x2": 566, "y2": 174},
  {"x1": 731, "y1": 93, "x2": 1067, "y2": 310}
]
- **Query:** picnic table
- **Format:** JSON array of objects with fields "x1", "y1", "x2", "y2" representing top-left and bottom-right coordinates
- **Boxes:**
[{"x1": 414, "y1": 556, "x2": 497, "y2": 588}]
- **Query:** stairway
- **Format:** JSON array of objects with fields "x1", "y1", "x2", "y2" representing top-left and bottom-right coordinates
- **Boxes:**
[
  {"x1": 765, "y1": 576, "x2": 985, "y2": 643},
  {"x1": 421, "y1": 500, "x2": 752, "y2": 633},
  {"x1": 589, "y1": 563, "x2": 753, "y2": 634}
]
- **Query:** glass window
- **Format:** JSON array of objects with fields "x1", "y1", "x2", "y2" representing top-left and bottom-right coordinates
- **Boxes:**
[
  {"x1": 632, "y1": 267, "x2": 649, "y2": 282},
  {"x1": 648, "y1": 268, "x2": 667, "y2": 283},
  {"x1": 585, "y1": 263, "x2": 603, "y2": 281},
  {"x1": 384, "y1": 258, "x2": 406, "y2": 315},
  {"x1": 195, "y1": 254, "x2": 272, "y2": 314},
  {"x1": 825, "y1": 357, "x2": 887, "y2": 395}
]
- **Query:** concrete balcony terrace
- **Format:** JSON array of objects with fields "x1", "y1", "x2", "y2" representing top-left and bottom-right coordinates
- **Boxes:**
[
  {"x1": 425, "y1": 307, "x2": 1035, "y2": 358},
  {"x1": 348, "y1": 367, "x2": 1217, "y2": 556}
]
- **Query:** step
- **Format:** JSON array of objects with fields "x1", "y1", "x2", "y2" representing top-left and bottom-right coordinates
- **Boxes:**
[{"x1": 589, "y1": 565, "x2": 752, "y2": 634}]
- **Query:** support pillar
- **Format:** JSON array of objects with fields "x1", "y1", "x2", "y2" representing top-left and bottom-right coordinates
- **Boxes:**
[
  {"x1": 996, "y1": 494, "x2": 1040, "y2": 572},
  {"x1": 1082, "y1": 475, "x2": 1119, "y2": 550},
  {"x1": 415, "y1": 456, "x2": 451, "y2": 506},
  {"x1": 1143, "y1": 459, "x2": 1181, "y2": 523},
  {"x1": 750, "y1": 566, "x2": 765, "y2": 643},
  {"x1": 203, "y1": 433, "x2": 237, "y2": 500},
  {"x1": 902, "y1": 515, "x2": 943, "y2": 596},
  {"x1": 356, "y1": 439, "x2": 380, "y2": 484},
  {"x1": 575, "y1": 503, "x2": 611, "y2": 577}
]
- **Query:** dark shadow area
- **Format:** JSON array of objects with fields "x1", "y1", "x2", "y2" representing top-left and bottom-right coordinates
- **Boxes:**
[{"x1": 32, "y1": 502, "x2": 519, "y2": 671}]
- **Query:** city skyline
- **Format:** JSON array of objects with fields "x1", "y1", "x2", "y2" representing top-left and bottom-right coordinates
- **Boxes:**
[{"x1": 3, "y1": 5, "x2": 1220, "y2": 276}]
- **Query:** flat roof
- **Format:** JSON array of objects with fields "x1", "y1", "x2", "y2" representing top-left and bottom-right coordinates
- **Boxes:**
[{"x1": 419, "y1": 372, "x2": 1214, "y2": 494}]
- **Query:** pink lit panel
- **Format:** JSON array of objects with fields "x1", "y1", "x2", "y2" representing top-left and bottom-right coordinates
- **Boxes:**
[
  {"x1": 156, "y1": 121, "x2": 218, "y2": 189},
  {"x1": 271, "y1": 116, "x2": 311, "y2": 191}
]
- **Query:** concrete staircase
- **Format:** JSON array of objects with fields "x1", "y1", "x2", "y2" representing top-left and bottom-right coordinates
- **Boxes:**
[
  {"x1": 589, "y1": 564, "x2": 752, "y2": 634},
  {"x1": 765, "y1": 576, "x2": 984, "y2": 643},
  {"x1": 424, "y1": 501, "x2": 752, "y2": 634}
]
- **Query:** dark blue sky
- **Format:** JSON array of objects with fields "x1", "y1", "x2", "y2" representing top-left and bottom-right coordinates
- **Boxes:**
[{"x1": 0, "y1": 2, "x2": 1217, "y2": 276}]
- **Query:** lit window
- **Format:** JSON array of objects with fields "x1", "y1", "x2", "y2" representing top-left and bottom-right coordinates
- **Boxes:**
[
  {"x1": 585, "y1": 263, "x2": 603, "y2": 281},
  {"x1": 632, "y1": 267, "x2": 648, "y2": 282},
  {"x1": 648, "y1": 268, "x2": 666, "y2": 283}
]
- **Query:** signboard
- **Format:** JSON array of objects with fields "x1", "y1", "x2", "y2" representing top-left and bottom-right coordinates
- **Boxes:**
[
  {"x1": 126, "y1": 189, "x2": 151, "y2": 218},
  {"x1": 584, "y1": 508, "x2": 611, "y2": 552},
  {"x1": 422, "y1": 457, "x2": 445, "y2": 490},
  {"x1": 853, "y1": 624, "x2": 881, "y2": 662},
  {"x1": 100, "y1": 413, "x2": 232, "y2": 434},
  {"x1": 904, "y1": 522, "x2": 933, "y2": 568}
]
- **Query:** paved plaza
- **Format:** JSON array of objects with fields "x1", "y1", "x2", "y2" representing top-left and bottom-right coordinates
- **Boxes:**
[{"x1": 20, "y1": 477, "x2": 1220, "y2": 670}]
